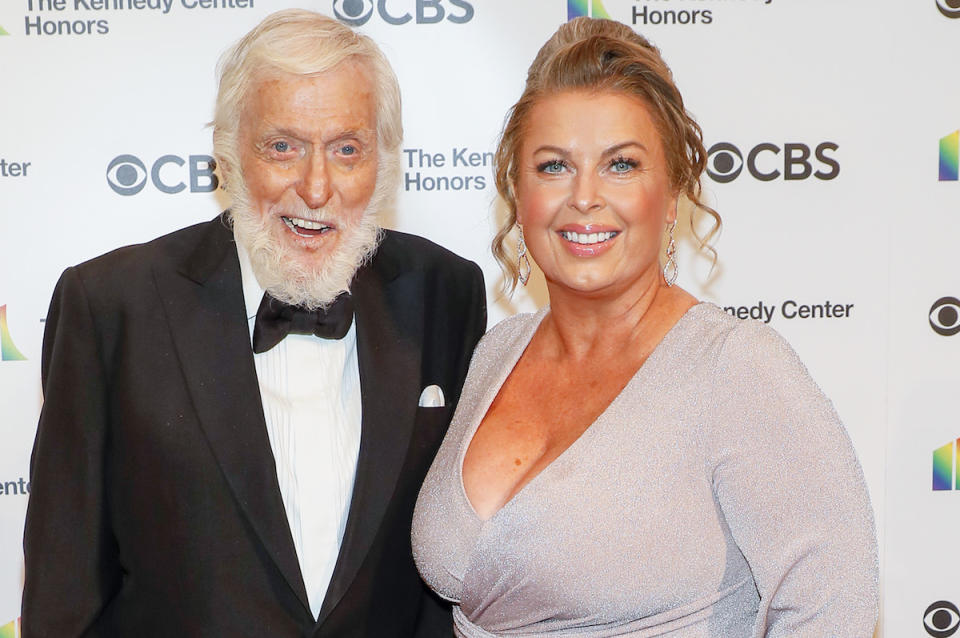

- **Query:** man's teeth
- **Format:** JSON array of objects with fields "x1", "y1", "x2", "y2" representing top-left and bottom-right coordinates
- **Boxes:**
[
  {"x1": 560, "y1": 231, "x2": 617, "y2": 244},
  {"x1": 282, "y1": 216, "x2": 331, "y2": 235}
]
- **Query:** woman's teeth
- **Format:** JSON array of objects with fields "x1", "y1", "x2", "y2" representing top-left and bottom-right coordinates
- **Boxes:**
[{"x1": 560, "y1": 231, "x2": 617, "y2": 244}]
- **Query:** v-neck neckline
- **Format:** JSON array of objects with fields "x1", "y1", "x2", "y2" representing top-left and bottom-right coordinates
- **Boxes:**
[{"x1": 457, "y1": 302, "x2": 706, "y2": 523}]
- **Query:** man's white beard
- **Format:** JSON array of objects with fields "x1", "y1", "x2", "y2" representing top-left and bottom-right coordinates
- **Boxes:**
[{"x1": 230, "y1": 182, "x2": 383, "y2": 311}]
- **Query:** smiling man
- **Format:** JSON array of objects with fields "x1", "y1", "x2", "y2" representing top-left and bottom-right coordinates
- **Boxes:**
[{"x1": 22, "y1": 10, "x2": 485, "y2": 637}]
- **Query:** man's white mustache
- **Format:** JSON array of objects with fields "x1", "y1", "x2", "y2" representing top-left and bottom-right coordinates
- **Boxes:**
[{"x1": 274, "y1": 205, "x2": 341, "y2": 227}]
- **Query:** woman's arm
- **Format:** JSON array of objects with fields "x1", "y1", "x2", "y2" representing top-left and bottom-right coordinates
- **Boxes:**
[{"x1": 707, "y1": 321, "x2": 879, "y2": 638}]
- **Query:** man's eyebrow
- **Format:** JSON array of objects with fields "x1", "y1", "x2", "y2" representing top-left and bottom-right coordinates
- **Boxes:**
[
  {"x1": 255, "y1": 126, "x2": 374, "y2": 143},
  {"x1": 254, "y1": 123, "x2": 305, "y2": 140},
  {"x1": 329, "y1": 129, "x2": 369, "y2": 142}
]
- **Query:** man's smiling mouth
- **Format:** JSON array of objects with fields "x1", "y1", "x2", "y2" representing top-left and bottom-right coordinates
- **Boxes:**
[{"x1": 282, "y1": 216, "x2": 333, "y2": 237}]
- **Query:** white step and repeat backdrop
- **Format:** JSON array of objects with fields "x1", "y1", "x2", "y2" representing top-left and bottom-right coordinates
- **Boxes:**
[{"x1": 1, "y1": 0, "x2": 958, "y2": 635}]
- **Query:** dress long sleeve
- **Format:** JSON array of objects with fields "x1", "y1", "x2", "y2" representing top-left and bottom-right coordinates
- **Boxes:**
[{"x1": 707, "y1": 321, "x2": 879, "y2": 637}]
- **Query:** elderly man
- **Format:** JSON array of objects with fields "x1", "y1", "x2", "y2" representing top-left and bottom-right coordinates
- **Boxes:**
[{"x1": 22, "y1": 9, "x2": 485, "y2": 637}]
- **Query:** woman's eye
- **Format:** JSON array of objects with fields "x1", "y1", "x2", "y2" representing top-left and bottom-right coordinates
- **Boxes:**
[
  {"x1": 610, "y1": 157, "x2": 636, "y2": 173},
  {"x1": 539, "y1": 160, "x2": 566, "y2": 174}
]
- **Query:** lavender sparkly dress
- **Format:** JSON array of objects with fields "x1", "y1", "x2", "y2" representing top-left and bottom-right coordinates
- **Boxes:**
[{"x1": 412, "y1": 304, "x2": 878, "y2": 637}]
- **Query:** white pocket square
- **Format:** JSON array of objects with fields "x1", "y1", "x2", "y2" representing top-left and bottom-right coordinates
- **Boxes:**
[{"x1": 418, "y1": 384, "x2": 445, "y2": 408}]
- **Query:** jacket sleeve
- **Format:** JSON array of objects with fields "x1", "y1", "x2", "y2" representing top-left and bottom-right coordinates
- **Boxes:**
[
  {"x1": 462, "y1": 262, "x2": 487, "y2": 370},
  {"x1": 707, "y1": 321, "x2": 879, "y2": 637},
  {"x1": 22, "y1": 267, "x2": 122, "y2": 637},
  {"x1": 412, "y1": 260, "x2": 485, "y2": 638}
]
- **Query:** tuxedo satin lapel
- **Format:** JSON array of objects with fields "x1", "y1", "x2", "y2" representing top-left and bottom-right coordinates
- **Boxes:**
[
  {"x1": 317, "y1": 248, "x2": 422, "y2": 624},
  {"x1": 154, "y1": 218, "x2": 310, "y2": 612}
]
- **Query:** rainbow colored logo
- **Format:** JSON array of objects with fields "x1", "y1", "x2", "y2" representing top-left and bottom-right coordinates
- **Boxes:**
[
  {"x1": 0, "y1": 305, "x2": 27, "y2": 361},
  {"x1": 940, "y1": 130, "x2": 959, "y2": 181},
  {"x1": 933, "y1": 438, "x2": 960, "y2": 490},
  {"x1": 0, "y1": 617, "x2": 21, "y2": 638},
  {"x1": 568, "y1": 0, "x2": 611, "y2": 20}
]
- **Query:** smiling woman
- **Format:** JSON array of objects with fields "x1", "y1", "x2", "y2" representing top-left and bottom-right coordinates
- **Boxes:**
[
  {"x1": 412, "y1": 17, "x2": 879, "y2": 638},
  {"x1": 492, "y1": 17, "x2": 719, "y2": 293},
  {"x1": 514, "y1": 90, "x2": 675, "y2": 296}
]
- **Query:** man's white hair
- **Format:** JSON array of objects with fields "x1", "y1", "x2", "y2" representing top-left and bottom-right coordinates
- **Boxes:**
[
  {"x1": 213, "y1": 8, "x2": 402, "y2": 189},
  {"x1": 211, "y1": 9, "x2": 402, "y2": 309}
]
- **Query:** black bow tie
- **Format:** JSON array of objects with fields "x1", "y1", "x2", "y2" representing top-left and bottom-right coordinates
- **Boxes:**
[{"x1": 252, "y1": 293, "x2": 354, "y2": 354}]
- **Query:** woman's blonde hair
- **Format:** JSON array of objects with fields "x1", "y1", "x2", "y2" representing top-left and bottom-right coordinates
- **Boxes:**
[{"x1": 493, "y1": 17, "x2": 720, "y2": 290}]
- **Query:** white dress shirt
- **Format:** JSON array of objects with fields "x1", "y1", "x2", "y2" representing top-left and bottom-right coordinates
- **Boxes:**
[{"x1": 237, "y1": 243, "x2": 362, "y2": 620}]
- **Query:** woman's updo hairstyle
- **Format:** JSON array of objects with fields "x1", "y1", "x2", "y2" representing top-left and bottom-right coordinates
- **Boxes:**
[{"x1": 492, "y1": 17, "x2": 720, "y2": 289}]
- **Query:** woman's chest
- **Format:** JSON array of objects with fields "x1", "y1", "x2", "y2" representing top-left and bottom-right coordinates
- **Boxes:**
[{"x1": 461, "y1": 422, "x2": 738, "y2": 619}]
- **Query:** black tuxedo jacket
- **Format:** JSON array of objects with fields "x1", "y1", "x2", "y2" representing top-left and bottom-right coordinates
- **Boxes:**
[{"x1": 22, "y1": 215, "x2": 486, "y2": 637}]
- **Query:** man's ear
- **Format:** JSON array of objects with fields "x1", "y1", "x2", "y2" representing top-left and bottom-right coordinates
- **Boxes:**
[{"x1": 216, "y1": 156, "x2": 232, "y2": 191}]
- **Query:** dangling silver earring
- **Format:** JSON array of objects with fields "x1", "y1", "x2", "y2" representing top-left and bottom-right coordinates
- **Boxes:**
[
  {"x1": 517, "y1": 224, "x2": 531, "y2": 286},
  {"x1": 663, "y1": 220, "x2": 678, "y2": 287}
]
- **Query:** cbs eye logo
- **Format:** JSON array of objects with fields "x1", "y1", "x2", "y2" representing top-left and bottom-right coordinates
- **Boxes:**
[
  {"x1": 925, "y1": 601, "x2": 960, "y2": 637},
  {"x1": 106, "y1": 155, "x2": 148, "y2": 196},
  {"x1": 937, "y1": 0, "x2": 960, "y2": 18},
  {"x1": 333, "y1": 0, "x2": 374, "y2": 24},
  {"x1": 106, "y1": 154, "x2": 219, "y2": 196},
  {"x1": 929, "y1": 297, "x2": 960, "y2": 336},
  {"x1": 705, "y1": 141, "x2": 839, "y2": 183},
  {"x1": 332, "y1": 0, "x2": 474, "y2": 26}
]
